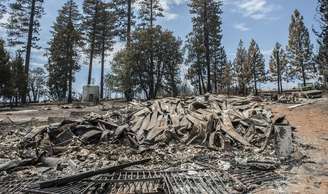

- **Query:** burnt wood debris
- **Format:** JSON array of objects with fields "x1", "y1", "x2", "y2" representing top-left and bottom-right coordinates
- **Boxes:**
[{"x1": 0, "y1": 94, "x2": 309, "y2": 193}]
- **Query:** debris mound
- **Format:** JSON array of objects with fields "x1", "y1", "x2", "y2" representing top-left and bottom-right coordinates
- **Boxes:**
[
  {"x1": 24, "y1": 95, "x2": 293, "y2": 155},
  {"x1": 0, "y1": 94, "x2": 300, "y2": 193}
]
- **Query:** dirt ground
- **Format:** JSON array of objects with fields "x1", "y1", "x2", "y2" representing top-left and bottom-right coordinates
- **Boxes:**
[
  {"x1": 0, "y1": 101, "x2": 126, "y2": 125},
  {"x1": 269, "y1": 96, "x2": 328, "y2": 194}
]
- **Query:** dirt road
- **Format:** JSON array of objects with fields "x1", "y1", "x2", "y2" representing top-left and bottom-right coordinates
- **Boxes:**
[{"x1": 270, "y1": 97, "x2": 328, "y2": 194}]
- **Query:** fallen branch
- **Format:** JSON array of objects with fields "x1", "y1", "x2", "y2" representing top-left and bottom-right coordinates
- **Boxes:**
[
  {"x1": 0, "y1": 158, "x2": 39, "y2": 172},
  {"x1": 38, "y1": 158, "x2": 151, "y2": 188},
  {"x1": 288, "y1": 99, "x2": 320, "y2": 110}
]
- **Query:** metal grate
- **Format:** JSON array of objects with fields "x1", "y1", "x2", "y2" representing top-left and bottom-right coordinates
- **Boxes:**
[
  {"x1": 95, "y1": 169, "x2": 228, "y2": 194},
  {"x1": 17, "y1": 169, "x2": 227, "y2": 194},
  {"x1": 1, "y1": 168, "x2": 279, "y2": 193},
  {"x1": 229, "y1": 168, "x2": 281, "y2": 187},
  {"x1": 0, "y1": 178, "x2": 39, "y2": 193}
]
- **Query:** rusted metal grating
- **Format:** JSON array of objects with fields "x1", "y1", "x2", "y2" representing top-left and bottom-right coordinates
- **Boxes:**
[
  {"x1": 86, "y1": 176, "x2": 166, "y2": 194},
  {"x1": 0, "y1": 178, "x2": 39, "y2": 193},
  {"x1": 0, "y1": 167, "x2": 279, "y2": 194},
  {"x1": 163, "y1": 170, "x2": 227, "y2": 194},
  {"x1": 100, "y1": 169, "x2": 227, "y2": 194},
  {"x1": 13, "y1": 169, "x2": 227, "y2": 194},
  {"x1": 194, "y1": 160, "x2": 281, "y2": 192},
  {"x1": 230, "y1": 168, "x2": 281, "y2": 187}
]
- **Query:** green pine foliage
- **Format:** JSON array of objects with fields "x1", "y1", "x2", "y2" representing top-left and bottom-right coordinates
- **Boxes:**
[
  {"x1": 269, "y1": 42, "x2": 289, "y2": 93},
  {"x1": 315, "y1": 0, "x2": 328, "y2": 87},
  {"x1": 47, "y1": 0, "x2": 83, "y2": 102},
  {"x1": 247, "y1": 39, "x2": 266, "y2": 95},
  {"x1": 287, "y1": 9, "x2": 314, "y2": 86}
]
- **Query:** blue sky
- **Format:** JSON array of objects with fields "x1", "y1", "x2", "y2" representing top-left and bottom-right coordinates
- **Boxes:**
[{"x1": 0, "y1": 0, "x2": 319, "y2": 92}]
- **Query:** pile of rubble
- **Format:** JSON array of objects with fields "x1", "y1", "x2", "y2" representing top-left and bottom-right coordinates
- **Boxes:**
[
  {"x1": 0, "y1": 94, "x2": 302, "y2": 193},
  {"x1": 25, "y1": 95, "x2": 293, "y2": 153}
]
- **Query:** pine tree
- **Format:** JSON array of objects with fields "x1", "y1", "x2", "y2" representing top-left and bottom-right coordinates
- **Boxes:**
[
  {"x1": 188, "y1": 0, "x2": 224, "y2": 93},
  {"x1": 47, "y1": 0, "x2": 83, "y2": 102},
  {"x1": 138, "y1": 0, "x2": 163, "y2": 28},
  {"x1": 0, "y1": 39, "x2": 11, "y2": 100},
  {"x1": 247, "y1": 39, "x2": 265, "y2": 95},
  {"x1": 162, "y1": 32, "x2": 183, "y2": 97},
  {"x1": 112, "y1": 27, "x2": 182, "y2": 100},
  {"x1": 212, "y1": 47, "x2": 227, "y2": 93},
  {"x1": 137, "y1": 0, "x2": 163, "y2": 99},
  {"x1": 5, "y1": 0, "x2": 44, "y2": 102},
  {"x1": 0, "y1": 0, "x2": 7, "y2": 19},
  {"x1": 234, "y1": 40, "x2": 251, "y2": 96},
  {"x1": 29, "y1": 67, "x2": 46, "y2": 102},
  {"x1": 287, "y1": 9, "x2": 314, "y2": 87},
  {"x1": 82, "y1": 0, "x2": 103, "y2": 85},
  {"x1": 111, "y1": 48, "x2": 135, "y2": 97},
  {"x1": 96, "y1": 2, "x2": 115, "y2": 99},
  {"x1": 111, "y1": 0, "x2": 135, "y2": 46},
  {"x1": 222, "y1": 60, "x2": 234, "y2": 95},
  {"x1": 315, "y1": 0, "x2": 328, "y2": 87},
  {"x1": 269, "y1": 43, "x2": 288, "y2": 93},
  {"x1": 185, "y1": 31, "x2": 206, "y2": 95},
  {"x1": 208, "y1": 1, "x2": 224, "y2": 93},
  {"x1": 10, "y1": 52, "x2": 27, "y2": 104},
  {"x1": 111, "y1": 0, "x2": 136, "y2": 100},
  {"x1": 188, "y1": 0, "x2": 212, "y2": 92}
]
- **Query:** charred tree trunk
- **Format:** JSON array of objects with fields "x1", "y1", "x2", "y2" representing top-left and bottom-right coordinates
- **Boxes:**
[
  {"x1": 127, "y1": 0, "x2": 132, "y2": 47},
  {"x1": 149, "y1": 0, "x2": 155, "y2": 99},
  {"x1": 213, "y1": 66, "x2": 217, "y2": 93},
  {"x1": 198, "y1": 74, "x2": 202, "y2": 95},
  {"x1": 203, "y1": 1, "x2": 211, "y2": 93},
  {"x1": 100, "y1": 37, "x2": 105, "y2": 99},
  {"x1": 23, "y1": 0, "x2": 36, "y2": 103},
  {"x1": 301, "y1": 60, "x2": 306, "y2": 87},
  {"x1": 87, "y1": 1, "x2": 99, "y2": 85},
  {"x1": 276, "y1": 50, "x2": 281, "y2": 94},
  {"x1": 123, "y1": 0, "x2": 134, "y2": 102},
  {"x1": 252, "y1": 56, "x2": 258, "y2": 96}
]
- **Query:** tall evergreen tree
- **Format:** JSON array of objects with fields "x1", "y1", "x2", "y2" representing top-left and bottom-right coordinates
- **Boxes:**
[
  {"x1": 188, "y1": 0, "x2": 224, "y2": 93},
  {"x1": 287, "y1": 9, "x2": 314, "y2": 87},
  {"x1": 189, "y1": 0, "x2": 212, "y2": 92},
  {"x1": 111, "y1": 0, "x2": 136, "y2": 100},
  {"x1": 29, "y1": 67, "x2": 46, "y2": 102},
  {"x1": 212, "y1": 47, "x2": 226, "y2": 93},
  {"x1": 112, "y1": 27, "x2": 182, "y2": 100},
  {"x1": 111, "y1": 0, "x2": 135, "y2": 46},
  {"x1": 234, "y1": 40, "x2": 251, "y2": 96},
  {"x1": 185, "y1": 31, "x2": 206, "y2": 95},
  {"x1": 96, "y1": 2, "x2": 115, "y2": 99},
  {"x1": 315, "y1": 0, "x2": 328, "y2": 87},
  {"x1": 47, "y1": 0, "x2": 83, "y2": 102},
  {"x1": 247, "y1": 39, "x2": 265, "y2": 95},
  {"x1": 136, "y1": 0, "x2": 163, "y2": 99},
  {"x1": 138, "y1": 0, "x2": 163, "y2": 28},
  {"x1": 162, "y1": 31, "x2": 183, "y2": 97},
  {"x1": 5, "y1": 0, "x2": 44, "y2": 102},
  {"x1": 269, "y1": 43, "x2": 288, "y2": 93},
  {"x1": 10, "y1": 52, "x2": 27, "y2": 104},
  {"x1": 82, "y1": 0, "x2": 102, "y2": 85},
  {"x1": 208, "y1": 1, "x2": 224, "y2": 93},
  {"x1": 222, "y1": 60, "x2": 234, "y2": 95},
  {"x1": 0, "y1": 39, "x2": 11, "y2": 101},
  {"x1": 0, "y1": 0, "x2": 7, "y2": 19}
]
